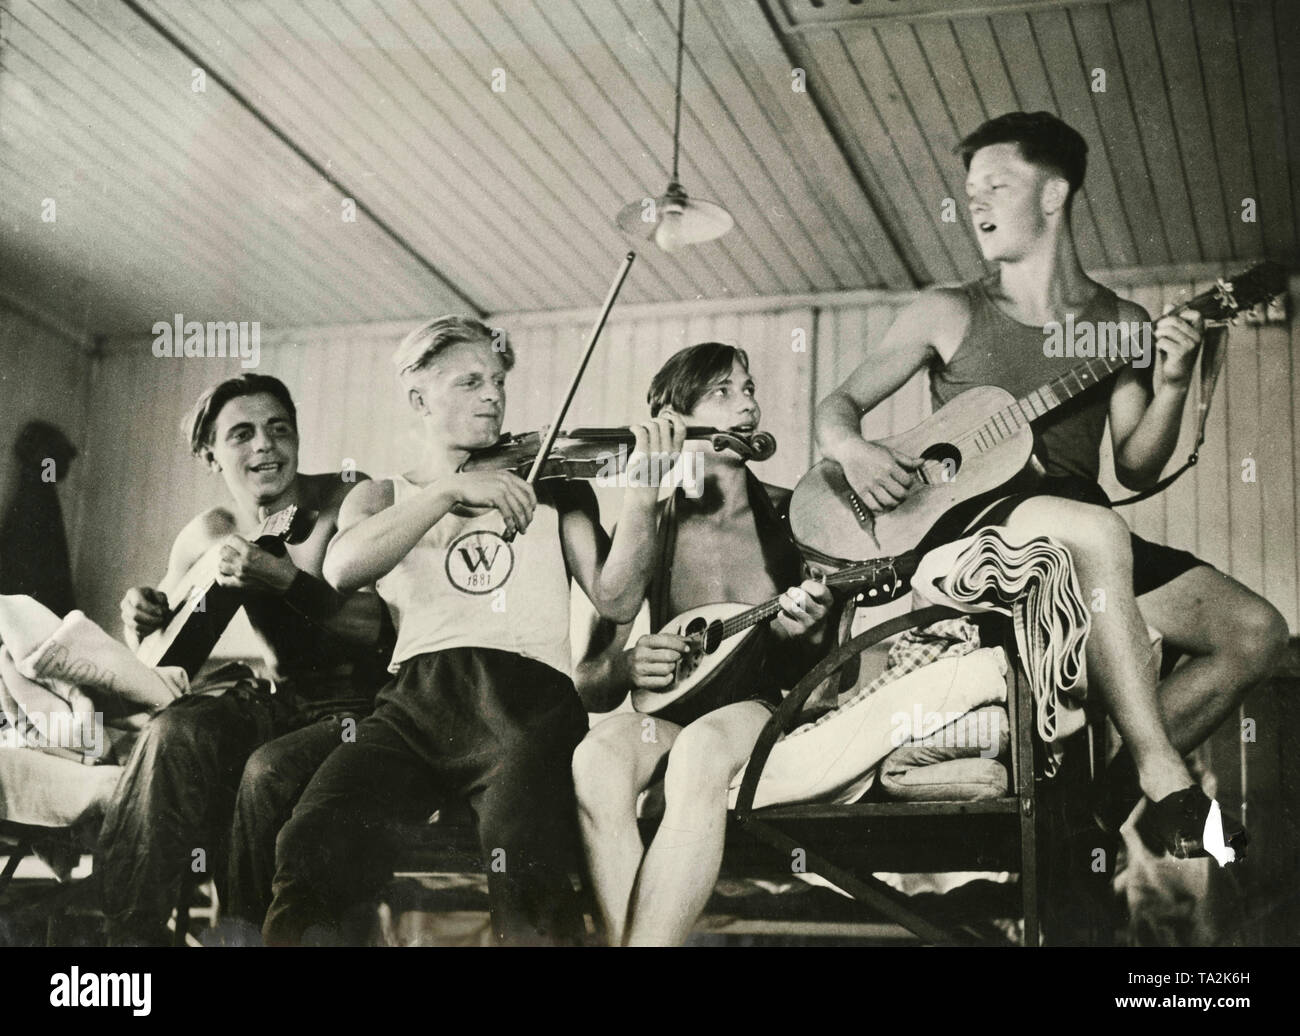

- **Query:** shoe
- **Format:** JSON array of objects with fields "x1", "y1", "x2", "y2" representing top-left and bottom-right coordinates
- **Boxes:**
[{"x1": 1135, "y1": 786, "x2": 1247, "y2": 865}]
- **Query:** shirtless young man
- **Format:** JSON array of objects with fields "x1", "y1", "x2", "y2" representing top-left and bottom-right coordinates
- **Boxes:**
[
  {"x1": 261, "y1": 316, "x2": 684, "y2": 946},
  {"x1": 100, "y1": 373, "x2": 391, "y2": 945},
  {"x1": 815, "y1": 111, "x2": 1286, "y2": 860},
  {"x1": 571, "y1": 343, "x2": 834, "y2": 945}
]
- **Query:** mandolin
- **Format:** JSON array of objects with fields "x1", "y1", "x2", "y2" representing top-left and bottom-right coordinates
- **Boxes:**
[
  {"x1": 136, "y1": 505, "x2": 312, "y2": 677},
  {"x1": 790, "y1": 261, "x2": 1287, "y2": 564},
  {"x1": 631, "y1": 552, "x2": 917, "y2": 717}
]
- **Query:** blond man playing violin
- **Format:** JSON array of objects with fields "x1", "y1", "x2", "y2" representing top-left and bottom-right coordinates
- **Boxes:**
[
  {"x1": 262, "y1": 316, "x2": 684, "y2": 946},
  {"x1": 572, "y1": 342, "x2": 834, "y2": 946}
]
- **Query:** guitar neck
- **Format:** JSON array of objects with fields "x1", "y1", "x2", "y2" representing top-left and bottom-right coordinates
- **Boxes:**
[
  {"x1": 948, "y1": 287, "x2": 1230, "y2": 469},
  {"x1": 971, "y1": 350, "x2": 1130, "y2": 457}
]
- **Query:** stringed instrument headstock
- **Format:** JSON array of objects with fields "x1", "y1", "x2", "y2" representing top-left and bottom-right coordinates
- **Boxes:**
[{"x1": 1191, "y1": 261, "x2": 1287, "y2": 325}]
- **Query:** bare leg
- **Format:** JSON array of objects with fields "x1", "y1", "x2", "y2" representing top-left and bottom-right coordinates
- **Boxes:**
[
  {"x1": 571, "y1": 713, "x2": 679, "y2": 946},
  {"x1": 1138, "y1": 567, "x2": 1288, "y2": 752},
  {"x1": 625, "y1": 702, "x2": 770, "y2": 947},
  {"x1": 1000, "y1": 498, "x2": 1192, "y2": 801}
]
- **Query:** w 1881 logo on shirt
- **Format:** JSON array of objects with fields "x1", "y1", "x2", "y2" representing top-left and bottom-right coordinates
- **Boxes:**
[{"x1": 445, "y1": 530, "x2": 514, "y2": 594}]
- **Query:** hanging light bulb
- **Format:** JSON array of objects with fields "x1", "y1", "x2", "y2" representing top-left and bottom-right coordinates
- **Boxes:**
[
  {"x1": 654, "y1": 196, "x2": 688, "y2": 253},
  {"x1": 614, "y1": 0, "x2": 734, "y2": 254}
]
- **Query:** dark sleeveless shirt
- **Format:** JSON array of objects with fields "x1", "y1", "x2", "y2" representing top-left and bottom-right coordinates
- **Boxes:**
[{"x1": 930, "y1": 274, "x2": 1123, "y2": 484}]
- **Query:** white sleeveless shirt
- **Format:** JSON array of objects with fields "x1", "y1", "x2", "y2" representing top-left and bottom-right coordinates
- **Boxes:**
[{"x1": 375, "y1": 474, "x2": 572, "y2": 678}]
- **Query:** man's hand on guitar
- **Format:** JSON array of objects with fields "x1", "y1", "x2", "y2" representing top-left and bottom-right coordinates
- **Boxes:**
[
  {"x1": 838, "y1": 439, "x2": 922, "y2": 514},
  {"x1": 772, "y1": 579, "x2": 832, "y2": 641},
  {"x1": 215, "y1": 535, "x2": 298, "y2": 594},
  {"x1": 1152, "y1": 305, "x2": 1204, "y2": 393},
  {"x1": 625, "y1": 633, "x2": 691, "y2": 690},
  {"x1": 121, "y1": 587, "x2": 170, "y2": 641}
]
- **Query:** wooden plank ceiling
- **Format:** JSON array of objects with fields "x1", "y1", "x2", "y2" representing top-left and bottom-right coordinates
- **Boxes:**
[{"x1": 0, "y1": 0, "x2": 1295, "y2": 339}]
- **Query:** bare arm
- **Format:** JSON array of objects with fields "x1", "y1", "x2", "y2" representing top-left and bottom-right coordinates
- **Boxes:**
[
  {"x1": 557, "y1": 417, "x2": 685, "y2": 624},
  {"x1": 322, "y1": 470, "x2": 536, "y2": 592},
  {"x1": 1109, "y1": 302, "x2": 1205, "y2": 490},
  {"x1": 121, "y1": 509, "x2": 231, "y2": 648},
  {"x1": 573, "y1": 616, "x2": 637, "y2": 712},
  {"x1": 814, "y1": 289, "x2": 966, "y2": 511},
  {"x1": 815, "y1": 293, "x2": 947, "y2": 458},
  {"x1": 555, "y1": 479, "x2": 660, "y2": 625}
]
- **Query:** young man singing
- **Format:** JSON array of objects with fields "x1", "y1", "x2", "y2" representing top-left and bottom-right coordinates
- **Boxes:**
[
  {"x1": 261, "y1": 316, "x2": 684, "y2": 946},
  {"x1": 101, "y1": 373, "x2": 391, "y2": 945},
  {"x1": 571, "y1": 343, "x2": 834, "y2": 945},
  {"x1": 814, "y1": 111, "x2": 1286, "y2": 860}
]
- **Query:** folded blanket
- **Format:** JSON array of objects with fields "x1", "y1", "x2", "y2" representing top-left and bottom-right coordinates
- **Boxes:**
[
  {"x1": 728, "y1": 646, "x2": 1007, "y2": 810},
  {"x1": 913, "y1": 527, "x2": 1090, "y2": 774}
]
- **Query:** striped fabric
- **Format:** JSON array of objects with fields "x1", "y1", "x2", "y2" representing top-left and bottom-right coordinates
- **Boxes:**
[{"x1": 913, "y1": 527, "x2": 1091, "y2": 774}]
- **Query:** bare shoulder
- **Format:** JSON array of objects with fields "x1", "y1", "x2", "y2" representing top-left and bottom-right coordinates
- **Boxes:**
[
  {"x1": 917, "y1": 286, "x2": 973, "y2": 362},
  {"x1": 169, "y1": 506, "x2": 236, "y2": 570},
  {"x1": 185, "y1": 506, "x2": 237, "y2": 543},
  {"x1": 335, "y1": 476, "x2": 395, "y2": 528}
]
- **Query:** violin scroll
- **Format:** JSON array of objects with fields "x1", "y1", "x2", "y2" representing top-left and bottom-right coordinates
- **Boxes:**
[{"x1": 708, "y1": 429, "x2": 776, "y2": 462}]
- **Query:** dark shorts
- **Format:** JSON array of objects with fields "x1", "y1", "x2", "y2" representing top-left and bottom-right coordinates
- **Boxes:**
[{"x1": 959, "y1": 474, "x2": 1211, "y2": 598}]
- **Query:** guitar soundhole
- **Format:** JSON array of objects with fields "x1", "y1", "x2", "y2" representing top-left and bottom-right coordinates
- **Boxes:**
[{"x1": 920, "y1": 442, "x2": 961, "y2": 486}]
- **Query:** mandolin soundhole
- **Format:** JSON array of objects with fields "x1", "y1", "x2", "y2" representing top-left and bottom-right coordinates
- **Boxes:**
[{"x1": 677, "y1": 617, "x2": 708, "y2": 675}]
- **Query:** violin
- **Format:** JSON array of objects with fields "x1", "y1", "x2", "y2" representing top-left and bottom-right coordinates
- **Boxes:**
[{"x1": 460, "y1": 426, "x2": 777, "y2": 482}]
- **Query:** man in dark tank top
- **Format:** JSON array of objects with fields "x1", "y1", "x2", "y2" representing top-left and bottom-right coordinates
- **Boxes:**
[{"x1": 815, "y1": 112, "x2": 1286, "y2": 864}]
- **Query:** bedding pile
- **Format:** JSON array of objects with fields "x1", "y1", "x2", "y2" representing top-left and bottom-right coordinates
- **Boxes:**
[
  {"x1": 912, "y1": 526, "x2": 1090, "y2": 774},
  {"x1": 0, "y1": 594, "x2": 185, "y2": 765}
]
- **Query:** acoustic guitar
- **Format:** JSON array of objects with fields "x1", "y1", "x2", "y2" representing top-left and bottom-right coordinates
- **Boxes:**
[
  {"x1": 789, "y1": 261, "x2": 1287, "y2": 563},
  {"x1": 136, "y1": 505, "x2": 312, "y2": 677},
  {"x1": 631, "y1": 552, "x2": 917, "y2": 717}
]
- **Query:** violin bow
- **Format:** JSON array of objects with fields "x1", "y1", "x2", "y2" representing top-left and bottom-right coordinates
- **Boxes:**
[{"x1": 523, "y1": 251, "x2": 637, "y2": 486}]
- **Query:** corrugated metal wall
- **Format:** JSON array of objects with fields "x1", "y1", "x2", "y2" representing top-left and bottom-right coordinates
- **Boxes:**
[{"x1": 69, "y1": 267, "x2": 1300, "y2": 643}]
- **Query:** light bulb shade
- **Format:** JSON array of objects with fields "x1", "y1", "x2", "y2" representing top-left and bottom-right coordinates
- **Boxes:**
[{"x1": 616, "y1": 187, "x2": 734, "y2": 252}]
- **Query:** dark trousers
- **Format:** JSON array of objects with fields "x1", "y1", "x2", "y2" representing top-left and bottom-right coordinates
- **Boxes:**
[
  {"x1": 263, "y1": 648, "x2": 589, "y2": 947},
  {"x1": 95, "y1": 681, "x2": 272, "y2": 946},
  {"x1": 95, "y1": 672, "x2": 367, "y2": 946},
  {"x1": 224, "y1": 714, "x2": 357, "y2": 931}
]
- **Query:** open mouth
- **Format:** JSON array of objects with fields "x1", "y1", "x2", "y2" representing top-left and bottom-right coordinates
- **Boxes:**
[
  {"x1": 249, "y1": 461, "x2": 283, "y2": 476},
  {"x1": 731, "y1": 422, "x2": 757, "y2": 433}
]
